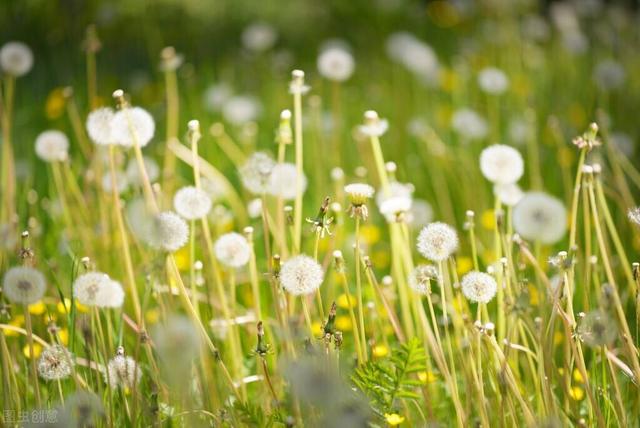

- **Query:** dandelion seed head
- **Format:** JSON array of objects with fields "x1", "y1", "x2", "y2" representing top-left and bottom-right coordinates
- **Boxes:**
[
  {"x1": 578, "y1": 310, "x2": 616, "y2": 347},
  {"x1": 126, "y1": 156, "x2": 159, "y2": 186},
  {"x1": 153, "y1": 315, "x2": 202, "y2": 364},
  {"x1": 214, "y1": 232, "x2": 251, "y2": 268},
  {"x1": 478, "y1": 67, "x2": 509, "y2": 95},
  {"x1": 513, "y1": 192, "x2": 567, "y2": 244},
  {"x1": 461, "y1": 271, "x2": 498, "y2": 303},
  {"x1": 379, "y1": 196, "x2": 413, "y2": 222},
  {"x1": 386, "y1": 32, "x2": 439, "y2": 82},
  {"x1": 101, "y1": 171, "x2": 129, "y2": 195},
  {"x1": 480, "y1": 144, "x2": 524, "y2": 185},
  {"x1": 35, "y1": 130, "x2": 69, "y2": 162},
  {"x1": 417, "y1": 222, "x2": 459, "y2": 262},
  {"x1": 406, "y1": 199, "x2": 434, "y2": 229},
  {"x1": 145, "y1": 211, "x2": 189, "y2": 252},
  {"x1": 203, "y1": 83, "x2": 232, "y2": 112},
  {"x1": 2, "y1": 266, "x2": 46, "y2": 305},
  {"x1": 0, "y1": 41, "x2": 33, "y2": 76},
  {"x1": 280, "y1": 255, "x2": 324, "y2": 296},
  {"x1": 317, "y1": 44, "x2": 355, "y2": 82},
  {"x1": 267, "y1": 163, "x2": 307, "y2": 200},
  {"x1": 240, "y1": 152, "x2": 276, "y2": 194},
  {"x1": 37, "y1": 344, "x2": 74, "y2": 381},
  {"x1": 359, "y1": 110, "x2": 388, "y2": 137},
  {"x1": 451, "y1": 108, "x2": 488, "y2": 141},
  {"x1": 173, "y1": 186, "x2": 212, "y2": 220},
  {"x1": 105, "y1": 354, "x2": 141, "y2": 389},
  {"x1": 627, "y1": 207, "x2": 640, "y2": 226},
  {"x1": 222, "y1": 95, "x2": 262, "y2": 125},
  {"x1": 593, "y1": 59, "x2": 625, "y2": 91},
  {"x1": 73, "y1": 272, "x2": 125, "y2": 308},
  {"x1": 344, "y1": 183, "x2": 375, "y2": 206},
  {"x1": 86, "y1": 107, "x2": 115, "y2": 145},
  {"x1": 408, "y1": 264, "x2": 439, "y2": 295},
  {"x1": 110, "y1": 107, "x2": 155, "y2": 147},
  {"x1": 242, "y1": 21, "x2": 278, "y2": 52},
  {"x1": 494, "y1": 183, "x2": 524, "y2": 207},
  {"x1": 247, "y1": 198, "x2": 263, "y2": 219}
]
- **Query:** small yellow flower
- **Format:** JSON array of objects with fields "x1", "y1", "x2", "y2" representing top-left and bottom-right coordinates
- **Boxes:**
[
  {"x1": 573, "y1": 368, "x2": 584, "y2": 383},
  {"x1": 174, "y1": 247, "x2": 190, "y2": 271},
  {"x1": 311, "y1": 321, "x2": 323, "y2": 337},
  {"x1": 371, "y1": 250, "x2": 390, "y2": 269},
  {"x1": 372, "y1": 344, "x2": 389, "y2": 358},
  {"x1": 480, "y1": 209, "x2": 495, "y2": 230},
  {"x1": 569, "y1": 386, "x2": 584, "y2": 401},
  {"x1": 528, "y1": 285, "x2": 540, "y2": 306},
  {"x1": 456, "y1": 256, "x2": 473, "y2": 276},
  {"x1": 23, "y1": 343, "x2": 43, "y2": 359},
  {"x1": 418, "y1": 371, "x2": 437, "y2": 384},
  {"x1": 336, "y1": 293, "x2": 357, "y2": 309},
  {"x1": 553, "y1": 331, "x2": 564, "y2": 346},
  {"x1": 360, "y1": 225, "x2": 380, "y2": 245},
  {"x1": 384, "y1": 413, "x2": 405, "y2": 426},
  {"x1": 335, "y1": 316, "x2": 353, "y2": 332},
  {"x1": 57, "y1": 328, "x2": 69, "y2": 345},
  {"x1": 145, "y1": 308, "x2": 161, "y2": 325},
  {"x1": 28, "y1": 301, "x2": 47, "y2": 315},
  {"x1": 45, "y1": 87, "x2": 66, "y2": 119},
  {"x1": 57, "y1": 298, "x2": 89, "y2": 314},
  {"x1": 557, "y1": 368, "x2": 565, "y2": 376},
  {"x1": 4, "y1": 315, "x2": 25, "y2": 337},
  {"x1": 439, "y1": 69, "x2": 458, "y2": 93}
]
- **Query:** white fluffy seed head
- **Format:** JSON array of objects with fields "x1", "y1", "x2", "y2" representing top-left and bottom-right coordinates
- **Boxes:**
[
  {"x1": 86, "y1": 107, "x2": 115, "y2": 145},
  {"x1": 222, "y1": 95, "x2": 261, "y2": 125},
  {"x1": 105, "y1": 355, "x2": 141, "y2": 389},
  {"x1": 461, "y1": 271, "x2": 498, "y2": 303},
  {"x1": 451, "y1": 108, "x2": 488, "y2": 141},
  {"x1": 126, "y1": 156, "x2": 159, "y2": 186},
  {"x1": 37, "y1": 345, "x2": 74, "y2": 381},
  {"x1": 110, "y1": 107, "x2": 155, "y2": 147},
  {"x1": 408, "y1": 264, "x2": 439, "y2": 295},
  {"x1": 0, "y1": 41, "x2": 33, "y2": 76},
  {"x1": 242, "y1": 21, "x2": 278, "y2": 52},
  {"x1": 144, "y1": 211, "x2": 189, "y2": 252},
  {"x1": 493, "y1": 183, "x2": 524, "y2": 207},
  {"x1": 101, "y1": 170, "x2": 129, "y2": 195},
  {"x1": 35, "y1": 130, "x2": 69, "y2": 162},
  {"x1": 478, "y1": 67, "x2": 509, "y2": 95},
  {"x1": 417, "y1": 222, "x2": 459, "y2": 262},
  {"x1": 2, "y1": 266, "x2": 46, "y2": 305},
  {"x1": 513, "y1": 192, "x2": 567, "y2": 244},
  {"x1": 279, "y1": 255, "x2": 324, "y2": 296},
  {"x1": 214, "y1": 232, "x2": 251, "y2": 268},
  {"x1": 344, "y1": 183, "x2": 375, "y2": 205},
  {"x1": 73, "y1": 272, "x2": 124, "y2": 308},
  {"x1": 317, "y1": 44, "x2": 355, "y2": 82},
  {"x1": 240, "y1": 152, "x2": 276, "y2": 194},
  {"x1": 173, "y1": 186, "x2": 212, "y2": 220},
  {"x1": 480, "y1": 144, "x2": 524, "y2": 185},
  {"x1": 267, "y1": 163, "x2": 307, "y2": 200}
]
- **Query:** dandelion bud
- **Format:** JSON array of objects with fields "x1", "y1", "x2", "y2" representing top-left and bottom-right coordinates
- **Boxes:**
[
  {"x1": 333, "y1": 250, "x2": 344, "y2": 272},
  {"x1": 112, "y1": 89, "x2": 124, "y2": 100},
  {"x1": 243, "y1": 226, "x2": 254, "y2": 240},
  {"x1": 289, "y1": 70, "x2": 310, "y2": 95},
  {"x1": 188, "y1": 119, "x2": 200, "y2": 133}
]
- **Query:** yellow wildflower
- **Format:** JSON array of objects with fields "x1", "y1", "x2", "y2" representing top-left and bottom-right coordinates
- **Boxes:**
[
  {"x1": 384, "y1": 413, "x2": 405, "y2": 426},
  {"x1": 372, "y1": 344, "x2": 389, "y2": 358}
]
